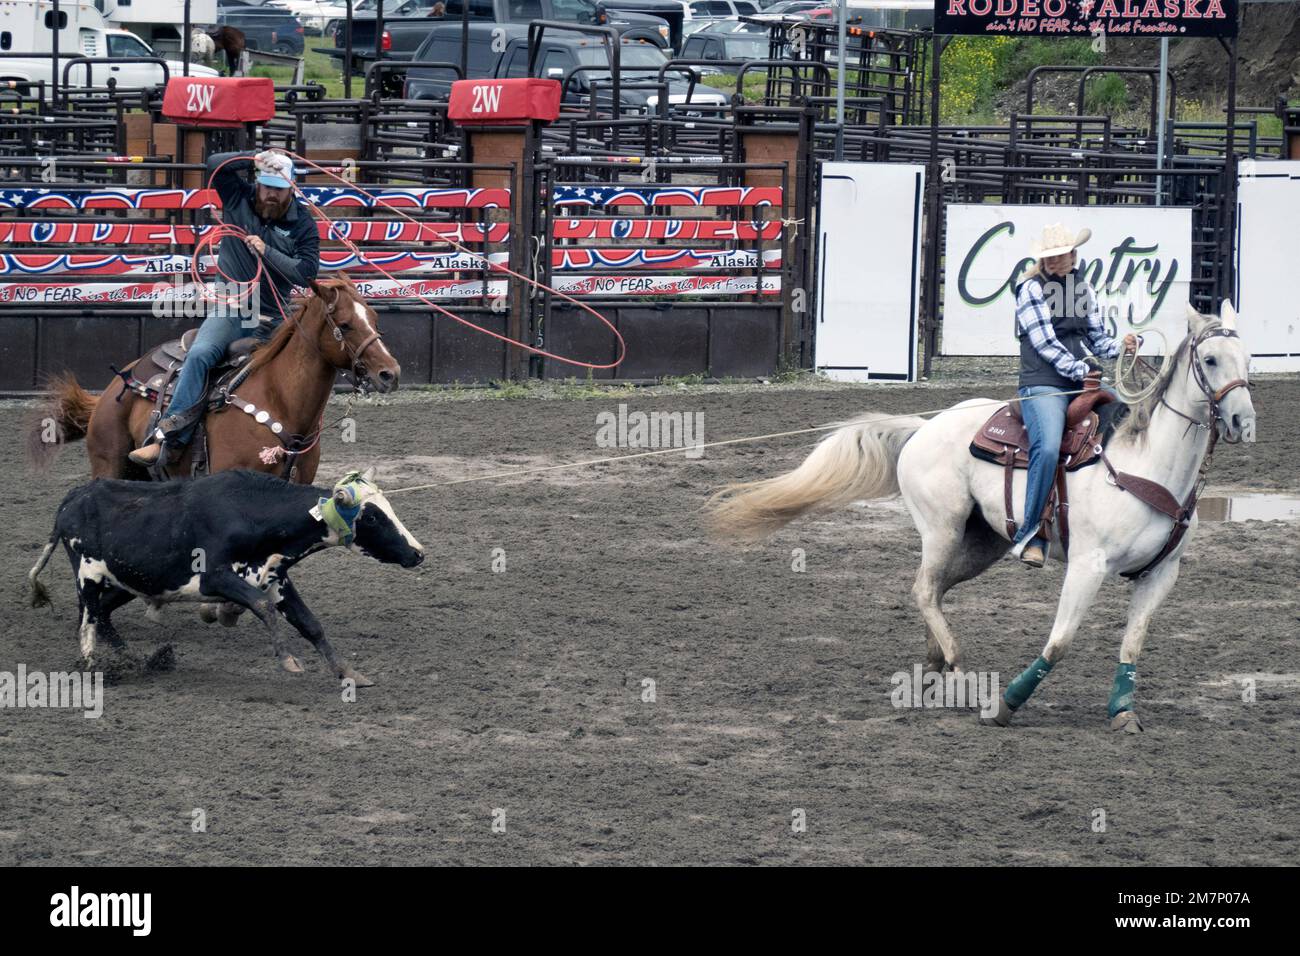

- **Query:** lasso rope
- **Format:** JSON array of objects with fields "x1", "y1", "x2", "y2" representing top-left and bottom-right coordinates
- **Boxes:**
[
  {"x1": 1114, "y1": 327, "x2": 1171, "y2": 405},
  {"x1": 279, "y1": 150, "x2": 627, "y2": 370},
  {"x1": 381, "y1": 386, "x2": 1099, "y2": 495},
  {"x1": 188, "y1": 153, "x2": 1153, "y2": 492}
]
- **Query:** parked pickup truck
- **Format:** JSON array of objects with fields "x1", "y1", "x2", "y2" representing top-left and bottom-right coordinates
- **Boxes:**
[
  {"x1": 325, "y1": 0, "x2": 679, "y2": 74},
  {"x1": 1, "y1": 30, "x2": 218, "y2": 98},
  {"x1": 403, "y1": 23, "x2": 727, "y2": 114},
  {"x1": 323, "y1": 0, "x2": 440, "y2": 39},
  {"x1": 218, "y1": 0, "x2": 308, "y2": 55}
]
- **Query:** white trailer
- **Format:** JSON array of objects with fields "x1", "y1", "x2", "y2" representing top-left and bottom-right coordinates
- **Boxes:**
[
  {"x1": 93, "y1": 0, "x2": 219, "y2": 46},
  {"x1": 0, "y1": 0, "x2": 216, "y2": 95}
]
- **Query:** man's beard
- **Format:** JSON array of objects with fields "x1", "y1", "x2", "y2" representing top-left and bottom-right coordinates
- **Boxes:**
[{"x1": 255, "y1": 194, "x2": 292, "y2": 220}]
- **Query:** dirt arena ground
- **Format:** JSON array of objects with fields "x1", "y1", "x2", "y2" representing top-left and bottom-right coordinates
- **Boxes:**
[{"x1": 2, "y1": 377, "x2": 1297, "y2": 865}]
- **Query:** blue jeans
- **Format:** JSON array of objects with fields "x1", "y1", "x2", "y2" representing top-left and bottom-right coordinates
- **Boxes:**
[
  {"x1": 1014, "y1": 385, "x2": 1069, "y2": 548},
  {"x1": 160, "y1": 311, "x2": 275, "y2": 447}
]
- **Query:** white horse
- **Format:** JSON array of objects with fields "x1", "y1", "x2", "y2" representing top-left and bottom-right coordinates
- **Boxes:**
[
  {"x1": 190, "y1": 30, "x2": 217, "y2": 60},
  {"x1": 709, "y1": 302, "x2": 1255, "y2": 731}
]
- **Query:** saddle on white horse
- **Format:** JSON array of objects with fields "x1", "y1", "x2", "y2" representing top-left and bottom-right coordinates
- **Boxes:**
[{"x1": 969, "y1": 375, "x2": 1129, "y2": 554}]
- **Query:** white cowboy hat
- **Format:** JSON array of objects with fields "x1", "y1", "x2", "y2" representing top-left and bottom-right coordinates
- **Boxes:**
[{"x1": 1030, "y1": 223, "x2": 1091, "y2": 260}]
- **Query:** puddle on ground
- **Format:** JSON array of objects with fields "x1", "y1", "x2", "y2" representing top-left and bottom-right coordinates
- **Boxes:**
[{"x1": 1197, "y1": 495, "x2": 1300, "y2": 522}]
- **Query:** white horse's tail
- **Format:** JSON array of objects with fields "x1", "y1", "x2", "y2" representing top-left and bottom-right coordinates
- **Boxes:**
[{"x1": 707, "y1": 412, "x2": 927, "y2": 541}]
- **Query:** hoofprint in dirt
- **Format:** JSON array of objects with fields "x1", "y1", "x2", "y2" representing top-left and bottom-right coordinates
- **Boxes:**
[{"x1": 1, "y1": 379, "x2": 1296, "y2": 865}]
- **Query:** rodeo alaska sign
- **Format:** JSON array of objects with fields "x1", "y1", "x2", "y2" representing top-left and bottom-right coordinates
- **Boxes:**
[{"x1": 934, "y1": 0, "x2": 1239, "y2": 37}]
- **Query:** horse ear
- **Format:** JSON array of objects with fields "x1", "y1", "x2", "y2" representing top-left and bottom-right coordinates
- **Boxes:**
[
  {"x1": 1185, "y1": 302, "x2": 1209, "y2": 335},
  {"x1": 309, "y1": 279, "x2": 337, "y2": 310},
  {"x1": 1220, "y1": 300, "x2": 1237, "y2": 330}
]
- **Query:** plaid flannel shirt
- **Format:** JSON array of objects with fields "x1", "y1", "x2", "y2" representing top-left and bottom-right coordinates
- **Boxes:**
[{"x1": 1015, "y1": 275, "x2": 1119, "y2": 383}]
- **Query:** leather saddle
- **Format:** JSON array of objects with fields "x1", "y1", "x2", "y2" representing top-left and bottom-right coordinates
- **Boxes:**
[
  {"x1": 970, "y1": 386, "x2": 1122, "y2": 473},
  {"x1": 141, "y1": 327, "x2": 261, "y2": 399},
  {"x1": 113, "y1": 328, "x2": 265, "y2": 480},
  {"x1": 968, "y1": 377, "x2": 1130, "y2": 552}
]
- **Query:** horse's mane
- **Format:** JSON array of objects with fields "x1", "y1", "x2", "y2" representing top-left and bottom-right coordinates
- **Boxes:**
[
  {"x1": 1113, "y1": 321, "x2": 1218, "y2": 443},
  {"x1": 243, "y1": 278, "x2": 356, "y2": 377}
]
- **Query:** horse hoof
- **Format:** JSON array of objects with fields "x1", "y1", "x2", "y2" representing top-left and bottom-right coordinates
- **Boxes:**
[
  {"x1": 1111, "y1": 711, "x2": 1143, "y2": 733},
  {"x1": 198, "y1": 604, "x2": 219, "y2": 624},
  {"x1": 979, "y1": 696, "x2": 1014, "y2": 727},
  {"x1": 280, "y1": 655, "x2": 305, "y2": 674},
  {"x1": 342, "y1": 668, "x2": 375, "y2": 688}
]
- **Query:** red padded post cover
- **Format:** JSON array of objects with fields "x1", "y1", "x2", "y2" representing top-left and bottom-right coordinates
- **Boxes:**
[
  {"x1": 447, "y1": 78, "x2": 561, "y2": 126},
  {"x1": 161, "y1": 76, "x2": 276, "y2": 128}
]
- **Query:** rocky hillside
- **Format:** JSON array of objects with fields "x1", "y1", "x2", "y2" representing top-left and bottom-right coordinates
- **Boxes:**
[{"x1": 1131, "y1": 1, "x2": 1300, "y2": 107}]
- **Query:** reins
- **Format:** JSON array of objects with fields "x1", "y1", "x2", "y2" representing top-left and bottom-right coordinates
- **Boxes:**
[{"x1": 1095, "y1": 323, "x2": 1251, "y2": 579}]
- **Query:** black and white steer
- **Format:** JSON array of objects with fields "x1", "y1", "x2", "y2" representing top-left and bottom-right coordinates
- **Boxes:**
[{"x1": 28, "y1": 468, "x2": 423, "y2": 686}]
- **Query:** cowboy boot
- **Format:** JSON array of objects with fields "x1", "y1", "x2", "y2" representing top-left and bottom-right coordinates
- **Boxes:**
[
  {"x1": 127, "y1": 441, "x2": 166, "y2": 466},
  {"x1": 1020, "y1": 543, "x2": 1046, "y2": 568}
]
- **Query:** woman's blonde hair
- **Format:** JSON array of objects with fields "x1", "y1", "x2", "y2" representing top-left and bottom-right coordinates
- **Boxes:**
[{"x1": 1020, "y1": 249, "x2": 1078, "y2": 283}]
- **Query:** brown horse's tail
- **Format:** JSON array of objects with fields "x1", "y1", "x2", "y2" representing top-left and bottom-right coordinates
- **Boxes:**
[
  {"x1": 706, "y1": 412, "x2": 927, "y2": 541},
  {"x1": 27, "y1": 373, "x2": 98, "y2": 472}
]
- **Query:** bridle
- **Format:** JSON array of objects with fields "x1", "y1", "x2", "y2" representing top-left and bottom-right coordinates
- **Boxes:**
[
  {"x1": 1155, "y1": 325, "x2": 1251, "y2": 444},
  {"x1": 317, "y1": 286, "x2": 387, "y2": 392},
  {"x1": 1101, "y1": 323, "x2": 1251, "y2": 580}
]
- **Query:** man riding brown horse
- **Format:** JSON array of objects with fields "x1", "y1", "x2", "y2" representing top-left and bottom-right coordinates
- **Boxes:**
[{"x1": 130, "y1": 149, "x2": 321, "y2": 468}]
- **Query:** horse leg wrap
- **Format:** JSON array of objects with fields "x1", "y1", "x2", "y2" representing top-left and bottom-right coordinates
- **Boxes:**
[
  {"x1": 1108, "y1": 663, "x2": 1137, "y2": 718},
  {"x1": 1004, "y1": 655, "x2": 1054, "y2": 711}
]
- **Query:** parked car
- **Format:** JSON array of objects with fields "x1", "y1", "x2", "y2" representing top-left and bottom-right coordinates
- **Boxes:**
[
  {"x1": 327, "y1": 0, "x2": 674, "y2": 74},
  {"x1": 656, "y1": 0, "x2": 760, "y2": 36},
  {"x1": 404, "y1": 23, "x2": 727, "y2": 114},
  {"x1": 749, "y1": 0, "x2": 821, "y2": 17},
  {"x1": 323, "y1": 0, "x2": 440, "y2": 39},
  {"x1": 217, "y1": 1, "x2": 306, "y2": 54},
  {"x1": 680, "y1": 18, "x2": 768, "y2": 69},
  {"x1": 274, "y1": 0, "x2": 349, "y2": 34},
  {"x1": 848, "y1": 0, "x2": 934, "y2": 30}
]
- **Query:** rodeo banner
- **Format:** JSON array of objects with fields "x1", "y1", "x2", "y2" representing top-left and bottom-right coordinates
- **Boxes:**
[
  {"x1": 941, "y1": 203, "x2": 1192, "y2": 355},
  {"x1": 933, "y1": 0, "x2": 1239, "y2": 38}
]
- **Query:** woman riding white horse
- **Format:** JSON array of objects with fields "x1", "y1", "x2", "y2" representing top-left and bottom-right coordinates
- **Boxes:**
[
  {"x1": 1012, "y1": 223, "x2": 1137, "y2": 568},
  {"x1": 709, "y1": 299, "x2": 1254, "y2": 731}
]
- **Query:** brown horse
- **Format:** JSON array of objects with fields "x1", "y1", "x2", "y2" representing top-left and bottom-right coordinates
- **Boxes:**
[
  {"x1": 32, "y1": 277, "x2": 400, "y2": 485},
  {"x1": 208, "y1": 25, "x2": 247, "y2": 77}
]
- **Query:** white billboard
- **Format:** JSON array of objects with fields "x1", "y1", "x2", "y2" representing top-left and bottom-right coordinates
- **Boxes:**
[
  {"x1": 941, "y1": 204, "x2": 1194, "y2": 356},
  {"x1": 815, "y1": 162, "x2": 924, "y2": 381},
  {"x1": 1235, "y1": 160, "x2": 1300, "y2": 373}
]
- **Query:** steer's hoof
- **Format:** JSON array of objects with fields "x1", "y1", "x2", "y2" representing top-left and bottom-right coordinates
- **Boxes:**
[
  {"x1": 279, "y1": 654, "x2": 305, "y2": 674},
  {"x1": 1111, "y1": 711, "x2": 1143, "y2": 733},
  {"x1": 342, "y1": 668, "x2": 375, "y2": 688},
  {"x1": 979, "y1": 696, "x2": 1014, "y2": 727},
  {"x1": 198, "y1": 604, "x2": 219, "y2": 624}
]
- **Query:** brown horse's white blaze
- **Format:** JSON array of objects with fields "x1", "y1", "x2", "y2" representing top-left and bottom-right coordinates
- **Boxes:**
[
  {"x1": 709, "y1": 302, "x2": 1256, "y2": 732},
  {"x1": 28, "y1": 277, "x2": 399, "y2": 484}
]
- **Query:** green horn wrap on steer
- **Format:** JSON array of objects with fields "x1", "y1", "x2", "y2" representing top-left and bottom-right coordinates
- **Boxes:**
[{"x1": 313, "y1": 471, "x2": 372, "y2": 547}]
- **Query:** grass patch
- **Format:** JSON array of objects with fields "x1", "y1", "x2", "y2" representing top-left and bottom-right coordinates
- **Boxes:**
[
  {"x1": 1085, "y1": 73, "x2": 1129, "y2": 115},
  {"x1": 249, "y1": 45, "x2": 350, "y2": 99},
  {"x1": 940, "y1": 36, "x2": 1102, "y2": 122}
]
